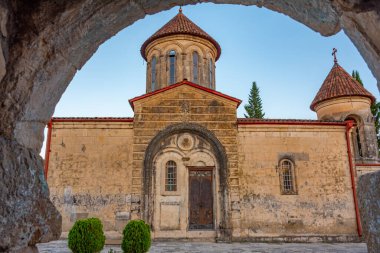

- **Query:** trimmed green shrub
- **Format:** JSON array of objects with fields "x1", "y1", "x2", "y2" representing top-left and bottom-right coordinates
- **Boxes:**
[
  {"x1": 68, "y1": 217, "x2": 106, "y2": 253},
  {"x1": 121, "y1": 220, "x2": 151, "y2": 253}
]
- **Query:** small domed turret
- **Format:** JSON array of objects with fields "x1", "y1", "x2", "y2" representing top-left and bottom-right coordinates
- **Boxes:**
[
  {"x1": 311, "y1": 49, "x2": 378, "y2": 162},
  {"x1": 141, "y1": 8, "x2": 221, "y2": 92}
]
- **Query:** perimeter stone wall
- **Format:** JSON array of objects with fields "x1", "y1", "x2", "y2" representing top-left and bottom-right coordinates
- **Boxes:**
[
  {"x1": 47, "y1": 121, "x2": 134, "y2": 232},
  {"x1": 237, "y1": 124, "x2": 358, "y2": 241}
]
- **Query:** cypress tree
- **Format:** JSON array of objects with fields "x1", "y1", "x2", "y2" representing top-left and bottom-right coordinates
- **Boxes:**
[
  {"x1": 352, "y1": 70, "x2": 363, "y2": 86},
  {"x1": 244, "y1": 81, "x2": 265, "y2": 118}
]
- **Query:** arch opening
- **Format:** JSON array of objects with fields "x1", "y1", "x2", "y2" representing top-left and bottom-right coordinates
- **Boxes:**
[
  {"x1": 1, "y1": 1, "x2": 380, "y2": 250},
  {"x1": 143, "y1": 123, "x2": 231, "y2": 240}
]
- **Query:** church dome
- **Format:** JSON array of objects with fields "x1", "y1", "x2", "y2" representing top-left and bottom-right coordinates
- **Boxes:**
[
  {"x1": 141, "y1": 8, "x2": 220, "y2": 93},
  {"x1": 141, "y1": 8, "x2": 221, "y2": 61},
  {"x1": 310, "y1": 62, "x2": 375, "y2": 111}
]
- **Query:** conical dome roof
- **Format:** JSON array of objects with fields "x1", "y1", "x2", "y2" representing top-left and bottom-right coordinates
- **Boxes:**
[
  {"x1": 141, "y1": 9, "x2": 221, "y2": 61},
  {"x1": 310, "y1": 63, "x2": 375, "y2": 111}
]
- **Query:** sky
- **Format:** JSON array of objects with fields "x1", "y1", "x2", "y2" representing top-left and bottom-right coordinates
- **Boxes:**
[{"x1": 43, "y1": 3, "x2": 379, "y2": 156}]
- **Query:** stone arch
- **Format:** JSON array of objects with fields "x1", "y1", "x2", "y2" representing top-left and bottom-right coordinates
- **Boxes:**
[
  {"x1": 1, "y1": 1, "x2": 380, "y2": 250},
  {"x1": 148, "y1": 49, "x2": 161, "y2": 61},
  {"x1": 345, "y1": 114, "x2": 366, "y2": 159},
  {"x1": 162, "y1": 41, "x2": 184, "y2": 55},
  {"x1": 143, "y1": 122, "x2": 231, "y2": 240},
  {"x1": 187, "y1": 45, "x2": 206, "y2": 57}
]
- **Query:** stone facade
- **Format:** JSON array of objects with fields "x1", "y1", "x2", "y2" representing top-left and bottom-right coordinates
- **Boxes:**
[
  {"x1": 47, "y1": 121, "x2": 134, "y2": 232},
  {"x1": 45, "y1": 9, "x2": 380, "y2": 245},
  {"x1": 237, "y1": 123, "x2": 356, "y2": 239},
  {"x1": 131, "y1": 84, "x2": 239, "y2": 241},
  {"x1": 47, "y1": 83, "x2": 378, "y2": 242}
]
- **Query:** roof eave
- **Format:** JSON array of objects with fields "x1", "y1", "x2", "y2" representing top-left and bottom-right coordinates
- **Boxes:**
[
  {"x1": 310, "y1": 94, "x2": 376, "y2": 111},
  {"x1": 129, "y1": 80, "x2": 241, "y2": 111},
  {"x1": 140, "y1": 32, "x2": 221, "y2": 61}
]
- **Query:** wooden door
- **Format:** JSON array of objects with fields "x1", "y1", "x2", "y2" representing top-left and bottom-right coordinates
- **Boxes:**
[{"x1": 189, "y1": 168, "x2": 213, "y2": 230}]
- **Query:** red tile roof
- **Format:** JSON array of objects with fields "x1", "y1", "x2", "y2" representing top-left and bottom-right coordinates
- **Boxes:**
[
  {"x1": 141, "y1": 10, "x2": 221, "y2": 61},
  {"x1": 129, "y1": 80, "x2": 241, "y2": 110},
  {"x1": 52, "y1": 117, "x2": 134, "y2": 122},
  {"x1": 310, "y1": 63, "x2": 375, "y2": 111},
  {"x1": 237, "y1": 118, "x2": 346, "y2": 126}
]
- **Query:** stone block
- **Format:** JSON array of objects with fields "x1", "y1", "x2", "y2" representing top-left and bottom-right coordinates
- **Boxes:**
[
  {"x1": 160, "y1": 203, "x2": 180, "y2": 230},
  {"x1": 115, "y1": 212, "x2": 131, "y2": 232},
  {"x1": 70, "y1": 212, "x2": 88, "y2": 222},
  {"x1": 357, "y1": 170, "x2": 380, "y2": 253}
]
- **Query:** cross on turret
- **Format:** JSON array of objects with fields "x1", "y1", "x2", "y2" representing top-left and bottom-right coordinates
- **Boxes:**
[{"x1": 332, "y1": 48, "x2": 338, "y2": 64}]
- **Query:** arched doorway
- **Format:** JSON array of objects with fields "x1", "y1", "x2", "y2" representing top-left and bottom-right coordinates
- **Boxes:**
[{"x1": 143, "y1": 123, "x2": 230, "y2": 241}]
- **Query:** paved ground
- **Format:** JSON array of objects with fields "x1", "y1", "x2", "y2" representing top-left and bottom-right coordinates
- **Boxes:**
[{"x1": 37, "y1": 240, "x2": 368, "y2": 253}]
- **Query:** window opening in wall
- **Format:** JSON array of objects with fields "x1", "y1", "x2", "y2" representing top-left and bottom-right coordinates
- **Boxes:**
[
  {"x1": 165, "y1": 160, "x2": 177, "y2": 191},
  {"x1": 151, "y1": 56, "x2": 157, "y2": 91},
  {"x1": 279, "y1": 159, "x2": 296, "y2": 194},
  {"x1": 355, "y1": 126, "x2": 363, "y2": 157},
  {"x1": 208, "y1": 58, "x2": 213, "y2": 88},
  {"x1": 346, "y1": 117, "x2": 363, "y2": 158},
  {"x1": 193, "y1": 51, "x2": 199, "y2": 83},
  {"x1": 169, "y1": 50, "x2": 176, "y2": 85}
]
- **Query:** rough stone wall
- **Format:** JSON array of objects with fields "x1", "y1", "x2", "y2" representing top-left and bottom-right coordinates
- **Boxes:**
[
  {"x1": 357, "y1": 170, "x2": 380, "y2": 253},
  {"x1": 47, "y1": 121, "x2": 134, "y2": 232},
  {"x1": 0, "y1": 136, "x2": 61, "y2": 252},
  {"x1": 131, "y1": 85, "x2": 239, "y2": 237},
  {"x1": 237, "y1": 124, "x2": 358, "y2": 241}
]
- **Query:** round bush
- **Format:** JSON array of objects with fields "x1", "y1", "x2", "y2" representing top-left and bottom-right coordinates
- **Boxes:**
[
  {"x1": 122, "y1": 220, "x2": 151, "y2": 253},
  {"x1": 68, "y1": 217, "x2": 106, "y2": 253}
]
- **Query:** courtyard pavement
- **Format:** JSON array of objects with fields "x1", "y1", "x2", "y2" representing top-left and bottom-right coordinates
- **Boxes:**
[{"x1": 37, "y1": 240, "x2": 368, "y2": 253}]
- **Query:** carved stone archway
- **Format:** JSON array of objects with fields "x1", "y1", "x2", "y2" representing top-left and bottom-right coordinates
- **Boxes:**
[
  {"x1": 143, "y1": 123, "x2": 230, "y2": 241},
  {"x1": 1, "y1": 1, "x2": 380, "y2": 251}
]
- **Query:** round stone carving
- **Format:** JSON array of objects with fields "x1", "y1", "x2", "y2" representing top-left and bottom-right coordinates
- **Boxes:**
[{"x1": 177, "y1": 134, "x2": 194, "y2": 151}]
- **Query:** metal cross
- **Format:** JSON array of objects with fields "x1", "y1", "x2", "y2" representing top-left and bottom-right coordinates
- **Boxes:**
[{"x1": 332, "y1": 48, "x2": 338, "y2": 64}]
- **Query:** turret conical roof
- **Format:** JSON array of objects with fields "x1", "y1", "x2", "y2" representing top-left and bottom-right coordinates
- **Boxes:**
[
  {"x1": 310, "y1": 63, "x2": 375, "y2": 111},
  {"x1": 141, "y1": 9, "x2": 221, "y2": 61}
]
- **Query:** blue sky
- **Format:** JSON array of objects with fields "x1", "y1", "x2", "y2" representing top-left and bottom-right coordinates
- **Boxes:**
[{"x1": 54, "y1": 3, "x2": 379, "y2": 120}]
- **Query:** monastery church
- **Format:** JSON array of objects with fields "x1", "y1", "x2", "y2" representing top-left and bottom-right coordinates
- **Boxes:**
[{"x1": 46, "y1": 9, "x2": 380, "y2": 242}]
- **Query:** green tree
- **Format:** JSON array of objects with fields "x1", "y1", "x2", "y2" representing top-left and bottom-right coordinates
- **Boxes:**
[
  {"x1": 352, "y1": 70, "x2": 363, "y2": 85},
  {"x1": 244, "y1": 81, "x2": 265, "y2": 118},
  {"x1": 352, "y1": 70, "x2": 380, "y2": 152}
]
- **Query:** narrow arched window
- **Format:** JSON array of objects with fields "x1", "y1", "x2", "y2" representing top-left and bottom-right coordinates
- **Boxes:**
[
  {"x1": 346, "y1": 117, "x2": 363, "y2": 158},
  {"x1": 169, "y1": 50, "x2": 176, "y2": 85},
  {"x1": 193, "y1": 51, "x2": 199, "y2": 83},
  {"x1": 279, "y1": 159, "x2": 297, "y2": 194},
  {"x1": 165, "y1": 160, "x2": 177, "y2": 191},
  {"x1": 208, "y1": 58, "x2": 213, "y2": 88},
  {"x1": 151, "y1": 56, "x2": 157, "y2": 91},
  {"x1": 356, "y1": 126, "x2": 363, "y2": 157}
]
